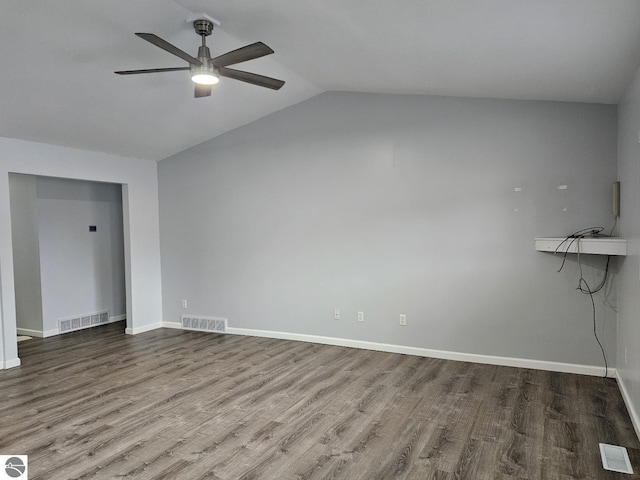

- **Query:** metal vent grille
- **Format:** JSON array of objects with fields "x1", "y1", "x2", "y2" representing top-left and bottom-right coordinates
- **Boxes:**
[
  {"x1": 599, "y1": 443, "x2": 633, "y2": 474},
  {"x1": 59, "y1": 310, "x2": 109, "y2": 334},
  {"x1": 181, "y1": 315, "x2": 227, "y2": 334}
]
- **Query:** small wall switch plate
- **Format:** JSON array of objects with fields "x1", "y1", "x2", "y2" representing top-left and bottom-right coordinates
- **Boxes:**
[
  {"x1": 181, "y1": 299, "x2": 188, "y2": 309},
  {"x1": 357, "y1": 311, "x2": 364, "y2": 322},
  {"x1": 399, "y1": 314, "x2": 407, "y2": 326},
  {"x1": 334, "y1": 308, "x2": 340, "y2": 320}
]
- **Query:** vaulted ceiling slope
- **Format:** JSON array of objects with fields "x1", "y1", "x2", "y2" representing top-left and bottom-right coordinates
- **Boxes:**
[{"x1": 2, "y1": 0, "x2": 640, "y2": 161}]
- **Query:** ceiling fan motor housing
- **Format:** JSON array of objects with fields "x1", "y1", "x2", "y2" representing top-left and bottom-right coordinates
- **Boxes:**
[
  {"x1": 197, "y1": 45, "x2": 212, "y2": 62},
  {"x1": 191, "y1": 44, "x2": 217, "y2": 80}
]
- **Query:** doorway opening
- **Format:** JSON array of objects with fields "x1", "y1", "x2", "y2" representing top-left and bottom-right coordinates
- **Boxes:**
[{"x1": 9, "y1": 174, "x2": 127, "y2": 341}]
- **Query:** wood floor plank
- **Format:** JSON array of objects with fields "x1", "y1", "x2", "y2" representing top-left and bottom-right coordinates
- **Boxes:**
[{"x1": 1, "y1": 322, "x2": 639, "y2": 479}]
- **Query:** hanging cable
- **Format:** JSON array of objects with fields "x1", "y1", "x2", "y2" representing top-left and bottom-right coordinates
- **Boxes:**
[
  {"x1": 575, "y1": 239, "x2": 609, "y2": 378},
  {"x1": 554, "y1": 227, "x2": 610, "y2": 378}
]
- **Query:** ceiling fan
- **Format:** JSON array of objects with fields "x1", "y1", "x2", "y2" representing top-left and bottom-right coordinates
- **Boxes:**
[{"x1": 115, "y1": 18, "x2": 285, "y2": 97}]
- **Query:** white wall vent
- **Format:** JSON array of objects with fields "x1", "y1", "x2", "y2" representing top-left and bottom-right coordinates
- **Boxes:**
[
  {"x1": 181, "y1": 315, "x2": 227, "y2": 334},
  {"x1": 59, "y1": 311, "x2": 109, "y2": 334},
  {"x1": 599, "y1": 443, "x2": 633, "y2": 474}
]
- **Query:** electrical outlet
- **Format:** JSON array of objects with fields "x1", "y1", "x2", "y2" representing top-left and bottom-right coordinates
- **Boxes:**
[
  {"x1": 334, "y1": 308, "x2": 340, "y2": 320},
  {"x1": 181, "y1": 299, "x2": 188, "y2": 309},
  {"x1": 399, "y1": 314, "x2": 407, "y2": 326},
  {"x1": 357, "y1": 311, "x2": 364, "y2": 322}
]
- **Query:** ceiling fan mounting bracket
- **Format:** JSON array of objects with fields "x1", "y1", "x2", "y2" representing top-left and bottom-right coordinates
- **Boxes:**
[
  {"x1": 193, "y1": 19, "x2": 214, "y2": 37},
  {"x1": 186, "y1": 13, "x2": 220, "y2": 27}
]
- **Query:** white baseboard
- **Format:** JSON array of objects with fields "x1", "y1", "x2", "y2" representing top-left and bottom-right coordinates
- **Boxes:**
[
  {"x1": 162, "y1": 321, "x2": 182, "y2": 329},
  {"x1": 17, "y1": 328, "x2": 43, "y2": 337},
  {"x1": 225, "y1": 327, "x2": 616, "y2": 378},
  {"x1": 125, "y1": 322, "x2": 163, "y2": 335},
  {"x1": 17, "y1": 316, "x2": 126, "y2": 338},
  {"x1": 0, "y1": 358, "x2": 21, "y2": 369},
  {"x1": 16, "y1": 327, "x2": 58, "y2": 338},
  {"x1": 616, "y1": 372, "x2": 640, "y2": 441}
]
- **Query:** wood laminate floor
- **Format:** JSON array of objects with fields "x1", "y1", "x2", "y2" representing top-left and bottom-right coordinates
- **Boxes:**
[{"x1": 1, "y1": 322, "x2": 639, "y2": 479}]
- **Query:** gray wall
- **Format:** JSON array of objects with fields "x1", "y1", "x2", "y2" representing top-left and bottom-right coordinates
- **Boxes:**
[
  {"x1": 36, "y1": 177, "x2": 126, "y2": 331},
  {"x1": 8, "y1": 174, "x2": 43, "y2": 331},
  {"x1": 158, "y1": 92, "x2": 618, "y2": 368},
  {"x1": 617, "y1": 66, "x2": 640, "y2": 432}
]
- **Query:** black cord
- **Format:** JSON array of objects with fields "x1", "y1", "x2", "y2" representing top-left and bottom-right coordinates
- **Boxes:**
[
  {"x1": 578, "y1": 276, "x2": 608, "y2": 378},
  {"x1": 577, "y1": 255, "x2": 610, "y2": 295},
  {"x1": 555, "y1": 227, "x2": 605, "y2": 273},
  {"x1": 553, "y1": 227, "x2": 609, "y2": 378},
  {"x1": 556, "y1": 236, "x2": 580, "y2": 273}
]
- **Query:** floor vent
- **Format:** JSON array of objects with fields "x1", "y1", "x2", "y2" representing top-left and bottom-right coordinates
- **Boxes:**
[
  {"x1": 181, "y1": 315, "x2": 227, "y2": 334},
  {"x1": 59, "y1": 311, "x2": 109, "y2": 334},
  {"x1": 599, "y1": 443, "x2": 634, "y2": 474}
]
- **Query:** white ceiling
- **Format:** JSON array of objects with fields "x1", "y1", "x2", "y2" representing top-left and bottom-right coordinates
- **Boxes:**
[{"x1": 2, "y1": 0, "x2": 640, "y2": 161}]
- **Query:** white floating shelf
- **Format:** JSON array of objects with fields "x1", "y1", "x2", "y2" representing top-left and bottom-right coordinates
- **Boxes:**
[{"x1": 534, "y1": 237, "x2": 627, "y2": 256}]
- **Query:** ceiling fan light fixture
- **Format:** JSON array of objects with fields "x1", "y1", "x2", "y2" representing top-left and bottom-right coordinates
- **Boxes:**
[{"x1": 191, "y1": 71, "x2": 219, "y2": 85}]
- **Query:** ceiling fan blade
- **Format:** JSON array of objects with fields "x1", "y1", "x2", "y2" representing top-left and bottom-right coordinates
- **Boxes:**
[
  {"x1": 218, "y1": 67, "x2": 285, "y2": 90},
  {"x1": 115, "y1": 67, "x2": 190, "y2": 75},
  {"x1": 195, "y1": 84, "x2": 212, "y2": 98},
  {"x1": 212, "y1": 42, "x2": 274, "y2": 68},
  {"x1": 136, "y1": 33, "x2": 202, "y2": 66}
]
